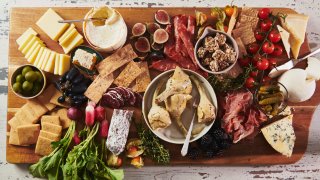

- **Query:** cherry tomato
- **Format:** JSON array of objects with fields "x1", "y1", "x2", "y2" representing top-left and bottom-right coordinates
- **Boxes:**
[
  {"x1": 271, "y1": 44, "x2": 283, "y2": 56},
  {"x1": 256, "y1": 58, "x2": 269, "y2": 70},
  {"x1": 245, "y1": 77, "x2": 256, "y2": 89},
  {"x1": 262, "y1": 42, "x2": 275, "y2": 54},
  {"x1": 262, "y1": 76, "x2": 272, "y2": 84},
  {"x1": 238, "y1": 57, "x2": 251, "y2": 67},
  {"x1": 248, "y1": 43, "x2": 259, "y2": 54},
  {"x1": 268, "y1": 58, "x2": 277, "y2": 70},
  {"x1": 254, "y1": 29, "x2": 265, "y2": 41},
  {"x1": 258, "y1": 8, "x2": 271, "y2": 19},
  {"x1": 250, "y1": 70, "x2": 259, "y2": 77},
  {"x1": 268, "y1": 30, "x2": 281, "y2": 43},
  {"x1": 260, "y1": 19, "x2": 273, "y2": 32},
  {"x1": 224, "y1": 25, "x2": 228, "y2": 33},
  {"x1": 225, "y1": 6, "x2": 234, "y2": 17}
]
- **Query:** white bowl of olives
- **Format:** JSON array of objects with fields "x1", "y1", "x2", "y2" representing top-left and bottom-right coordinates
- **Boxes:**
[{"x1": 10, "y1": 65, "x2": 46, "y2": 99}]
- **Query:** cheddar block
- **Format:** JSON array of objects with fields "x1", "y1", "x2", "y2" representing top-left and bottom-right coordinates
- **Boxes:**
[
  {"x1": 60, "y1": 28, "x2": 77, "y2": 46},
  {"x1": 27, "y1": 44, "x2": 42, "y2": 64},
  {"x1": 36, "y1": 84, "x2": 57, "y2": 110},
  {"x1": 9, "y1": 128, "x2": 20, "y2": 145},
  {"x1": 21, "y1": 36, "x2": 38, "y2": 55},
  {"x1": 54, "y1": 53, "x2": 60, "y2": 75},
  {"x1": 40, "y1": 49, "x2": 51, "y2": 70},
  {"x1": 18, "y1": 34, "x2": 34, "y2": 52},
  {"x1": 39, "y1": 130, "x2": 60, "y2": 141},
  {"x1": 61, "y1": 32, "x2": 83, "y2": 54},
  {"x1": 16, "y1": 27, "x2": 38, "y2": 46},
  {"x1": 33, "y1": 47, "x2": 45, "y2": 67},
  {"x1": 58, "y1": 23, "x2": 75, "y2": 43},
  {"x1": 44, "y1": 51, "x2": 56, "y2": 73},
  {"x1": 42, "y1": 122, "x2": 62, "y2": 135},
  {"x1": 58, "y1": 54, "x2": 70, "y2": 75},
  {"x1": 41, "y1": 115, "x2": 60, "y2": 125},
  {"x1": 17, "y1": 124, "x2": 40, "y2": 145},
  {"x1": 36, "y1": 8, "x2": 70, "y2": 41},
  {"x1": 50, "y1": 108, "x2": 71, "y2": 129},
  {"x1": 35, "y1": 136, "x2": 53, "y2": 156}
]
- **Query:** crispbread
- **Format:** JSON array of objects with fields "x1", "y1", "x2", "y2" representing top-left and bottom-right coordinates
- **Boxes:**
[
  {"x1": 240, "y1": 7, "x2": 258, "y2": 17},
  {"x1": 236, "y1": 15, "x2": 259, "y2": 29},
  {"x1": 84, "y1": 73, "x2": 114, "y2": 103},
  {"x1": 35, "y1": 136, "x2": 53, "y2": 156},
  {"x1": 41, "y1": 115, "x2": 60, "y2": 125},
  {"x1": 17, "y1": 124, "x2": 40, "y2": 145},
  {"x1": 42, "y1": 122, "x2": 62, "y2": 135},
  {"x1": 50, "y1": 108, "x2": 71, "y2": 129},
  {"x1": 49, "y1": 88, "x2": 69, "y2": 108},
  {"x1": 39, "y1": 130, "x2": 60, "y2": 141},
  {"x1": 232, "y1": 25, "x2": 256, "y2": 45},
  {"x1": 132, "y1": 61, "x2": 151, "y2": 92},
  {"x1": 235, "y1": 37, "x2": 247, "y2": 58},
  {"x1": 113, "y1": 61, "x2": 144, "y2": 87},
  {"x1": 96, "y1": 44, "x2": 138, "y2": 75},
  {"x1": 36, "y1": 84, "x2": 57, "y2": 110}
]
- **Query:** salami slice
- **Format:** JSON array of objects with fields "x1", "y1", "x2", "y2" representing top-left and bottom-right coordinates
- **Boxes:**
[
  {"x1": 108, "y1": 90, "x2": 125, "y2": 107},
  {"x1": 101, "y1": 93, "x2": 121, "y2": 108},
  {"x1": 126, "y1": 88, "x2": 137, "y2": 106},
  {"x1": 134, "y1": 92, "x2": 143, "y2": 107},
  {"x1": 118, "y1": 87, "x2": 131, "y2": 102}
]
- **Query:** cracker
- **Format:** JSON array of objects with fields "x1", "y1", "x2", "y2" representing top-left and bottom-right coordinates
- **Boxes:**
[
  {"x1": 17, "y1": 124, "x2": 40, "y2": 145},
  {"x1": 39, "y1": 130, "x2": 60, "y2": 141},
  {"x1": 240, "y1": 7, "x2": 258, "y2": 17},
  {"x1": 235, "y1": 37, "x2": 247, "y2": 58},
  {"x1": 84, "y1": 73, "x2": 114, "y2": 103},
  {"x1": 41, "y1": 122, "x2": 62, "y2": 135},
  {"x1": 113, "y1": 61, "x2": 144, "y2": 87},
  {"x1": 8, "y1": 117, "x2": 31, "y2": 130},
  {"x1": 36, "y1": 84, "x2": 57, "y2": 111},
  {"x1": 96, "y1": 44, "x2": 138, "y2": 75},
  {"x1": 9, "y1": 128, "x2": 20, "y2": 145},
  {"x1": 49, "y1": 88, "x2": 69, "y2": 108},
  {"x1": 50, "y1": 108, "x2": 71, "y2": 129},
  {"x1": 132, "y1": 61, "x2": 151, "y2": 92},
  {"x1": 232, "y1": 25, "x2": 256, "y2": 45},
  {"x1": 236, "y1": 15, "x2": 259, "y2": 29},
  {"x1": 27, "y1": 99, "x2": 49, "y2": 123},
  {"x1": 41, "y1": 115, "x2": 60, "y2": 125},
  {"x1": 35, "y1": 136, "x2": 53, "y2": 156}
]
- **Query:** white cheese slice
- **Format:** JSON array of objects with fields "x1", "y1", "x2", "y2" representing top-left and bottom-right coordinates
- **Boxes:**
[
  {"x1": 33, "y1": 47, "x2": 45, "y2": 67},
  {"x1": 61, "y1": 32, "x2": 84, "y2": 54},
  {"x1": 27, "y1": 44, "x2": 42, "y2": 64},
  {"x1": 21, "y1": 36, "x2": 38, "y2": 55},
  {"x1": 58, "y1": 54, "x2": 70, "y2": 75},
  {"x1": 18, "y1": 34, "x2": 34, "y2": 52},
  {"x1": 280, "y1": 14, "x2": 309, "y2": 59},
  {"x1": 59, "y1": 28, "x2": 77, "y2": 47},
  {"x1": 44, "y1": 51, "x2": 56, "y2": 73},
  {"x1": 38, "y1": 48, "x2": 50, "y2": 69},
  {"x1": 36, "y1": 8, "x2": 69, "y2": 41},
  {"x1": 54, "y1": 54, "x2": 60, "y2": 75},
  {"x1": 24, "y1": 39, "x2": 44, "y2": 59},
  {"x1": 277, "y1": 25, "x2": 291, "y2": 58},
  {"x1": 58, "y1": 23, "x2": 75, "y2": 43},
  {"x1": 306, "y1": 57, "x2": 320, "y2": 81},
  {"x1": 16, "y1": 27, "x2": 38, "y2": 46},
  {"x1": 261, "y1": 115, "x2": 295, "y2": 157}
]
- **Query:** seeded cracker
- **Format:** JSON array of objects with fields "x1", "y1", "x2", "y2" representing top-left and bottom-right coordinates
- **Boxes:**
[
  {"x1": 84, "y1": 73, "x2": 114, "y2": 103},
  {"x1": 132, "y1": 61, "x2": 151, "y2": 92},
  {"x1": 113, "y1": 61, "x2": 144, "y2": 88},
  {"x1": 232, "y1": 25, "x2": 256, "y2": 45}
]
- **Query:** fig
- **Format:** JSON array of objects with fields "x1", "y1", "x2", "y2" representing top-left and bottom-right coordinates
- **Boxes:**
[
  {"x1": 132, "y1": 23, "x2": 146, "y2": 37},
  {"x1": 153, "y1": 29, "x2": 169, "y2": 44},
  {"x1": 146, "y1": 22, "x2": 161, "y2": 34},
  {"x1": 151, "y1": 42, "x2": 164, "y2": 51},
  {"x1": 154, "y1": 10, "x2": 170, "y2": 25},
  {"x1": 148, "y1": 51, "x2": 165, "y2": 61},
  {"x1": 134, "y1": 37, "x2": 150, "y2": 53}
]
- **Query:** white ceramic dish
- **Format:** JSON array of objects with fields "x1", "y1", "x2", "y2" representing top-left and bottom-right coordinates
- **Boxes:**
[
  {"x1": 142, "y1": 69, "x2": 218, "y2": 144},
  {"x1": 194, "y1": 27, "x2": 239, "y2": 74}
]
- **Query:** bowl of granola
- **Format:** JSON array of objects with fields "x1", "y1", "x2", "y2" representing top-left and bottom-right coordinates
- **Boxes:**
[{"x1": 194, "y1": 27, "x2": 239, "y2": 74}]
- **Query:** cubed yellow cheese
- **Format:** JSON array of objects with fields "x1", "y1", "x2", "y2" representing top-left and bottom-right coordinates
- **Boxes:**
[
  {"x1": 33, "y1": 47, "x2": 45, "y2": 67},
  {"x1": 18, "y1": 34, "x2": 34, "y2": 52},
  {"x1": 16, "y1": 27, "x2": 38, "y2": 46},
  {"x1": 27, "y1": 44, "x2": 42, "y2": 64},
  {"x1": 44, "y1": 51, "x2": 56, "y2": 73},
  {"x1": 36, "y1": 8, "x2": 69, "y2": 41},
  {"x1": 54, "y1": 53, "x2": 60, "y2": 75},
  {"x1": 61, "y1": 33, "x2": 84, "y2": 54},
  {"x1": 59, "y1": 54, "x2": 71, "y2": 75},
  {"x1": 25, "y1": 40, "x2": 43, "y2": 59},
  {"x1": 59, "y1": 28, "x2": 77, "y2": 46},
  {"x1": 58, "y1": 23, "x2": 75, "y2": 42}
]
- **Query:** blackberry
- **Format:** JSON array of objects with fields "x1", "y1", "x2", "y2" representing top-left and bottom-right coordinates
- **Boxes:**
[
  {"x1": 200, "y1": 134, "x2": 213, "y2": 149},
  {"x1": 211, "y1": 140, "x2": 219, "y2": 151},
  {"x1": 204, "y1": 149, "x2": 217, "y2": 158},
  {"x1": 218, "y1": 140, "x2": 232, "y2": 150},
  {"x1": 187, "y1": 147, "x2": 201, "y2": 159},
  {"x1": 212, "y1": 128, "x2": 226, "y2": 141}
]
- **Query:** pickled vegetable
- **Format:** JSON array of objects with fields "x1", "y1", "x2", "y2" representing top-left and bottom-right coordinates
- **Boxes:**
[
  {"x1": 25, "y1": 71, "x2": 37, "y2": 82},
  {"x1": 22, "y1": 66, "x2": 32, "y2": 76},
  {"x1": 13, "y1": 82, "x2": 22, "y2": 93},
  {"x1": 22, "y1": 81, "x2": 33, "y2": 91},
  {"x1": 15, "y1": 74, "x2": 25, "y2": 83}
]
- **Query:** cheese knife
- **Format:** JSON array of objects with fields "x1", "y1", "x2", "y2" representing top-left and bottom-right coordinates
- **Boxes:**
[
  {"x1": 58, "y1": 18, "x2": 108, "y2": 23},
  {"x1": 268, "y1": 47, "x2": 320, "y2": 78}
]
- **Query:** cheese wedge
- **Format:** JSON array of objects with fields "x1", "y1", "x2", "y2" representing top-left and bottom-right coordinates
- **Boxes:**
[
  {"x1": 61, "y1": 32, "x2": 84, "y2": 54},
  {"x1": 16, "y1": 27, "x2": 38, "y2": 46},
  {"x1": 58, "y1": 23, "x2": 76, "y2": 43},
  {"x1": 261, "y1": 115, "x2": 296, "y2": 157},
  {"x1": 59, "y1": 54, "x2": 71, "y2": 75},
  {"x1": 280, "y1": 14, "x2": 309, "y2": 59},
  {"x1": 277, "y1": 25, "x2": 291, "y2": 58},
  {"x1": 27, "y1": 44, "x2": 42, "y2": 64},
  {"x1": 40, "y1": 49, "x2": 51, "y2": 70},
  {"x1": 44, "y1": 51, "x2": 56, "y2": 73},
  {"x1": 18, "y1": 34, "x2": 34, "y2": 52},
  {"x1": 60, "y1": 28, "x2": 77, "y2": 46},
  {"x1": 54, "y1": 54, "x2": 60, "y2": 75},
  {"x1": 36, "y1": 8, "x2": 69, "y2": 41},
  {"x1": 33, "y1": 47, "x2": 45, "y2": 67}
]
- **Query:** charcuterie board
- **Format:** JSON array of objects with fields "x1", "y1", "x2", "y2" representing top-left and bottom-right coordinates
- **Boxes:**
[{"x1": 7, "y1": 7, "x2": 319, "y2": 165}]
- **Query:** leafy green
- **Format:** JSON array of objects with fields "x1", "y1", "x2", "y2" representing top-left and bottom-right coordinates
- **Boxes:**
[
  {"x1": 62, "y1": 123, "x2": 124, "y2": 180},
  {"x1": 29, "y1": 121, "x2": 76, "y2": 180}
]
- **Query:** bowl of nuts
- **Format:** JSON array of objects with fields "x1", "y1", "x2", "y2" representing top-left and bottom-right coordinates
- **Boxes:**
[{"x1": 194, "y1": 27, "x2": 239, "y2": 74}]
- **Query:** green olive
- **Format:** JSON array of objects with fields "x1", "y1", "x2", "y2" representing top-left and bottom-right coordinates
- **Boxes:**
[
  {"x1": 13, "y1": 82, "x2": 22, "y2": 93},
  {"x1": 25, "y1": 71, "x2": 38, "y2": 82},
  {"x1": 34, "y1": 71, "x2": 43, "y2": 83},
  {"x1": 22, "y1": 81, "x2": 33, "y2": 91},
  {"x1": 32, "y1": 82, "x2": 42, "y2": 95},
  {"x1": 15, "y1": 74, "x2": 25, "y2": 83},
  {"x1": 22, "y1": 66, "x2": 33, "y2": 76}
]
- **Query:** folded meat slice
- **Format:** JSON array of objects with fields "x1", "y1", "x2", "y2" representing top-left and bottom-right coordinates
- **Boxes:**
[
  {"x1": 173, "y1": 15, "x2": 187, "y2": 53},
  {"x1": 178, "y1": 25, "x2": 198, "y2": 67},
  {"x1": 149, "y1": 59, "x2": 178, "y2": 72},
  {"x1": 187, "y1": 15, "x2": 196, "y2": 36}
]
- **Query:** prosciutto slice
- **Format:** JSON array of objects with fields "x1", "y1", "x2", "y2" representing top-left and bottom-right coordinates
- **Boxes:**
[{"x1": 178, "y1": 24, "x2": 197, "y2": 67}]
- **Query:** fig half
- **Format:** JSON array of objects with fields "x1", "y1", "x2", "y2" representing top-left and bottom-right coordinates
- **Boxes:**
[
  {"x1": 132, "y1": 22, "x2": 146, "y2": 37},
  {"x1": 134, "y1": 37, "x2": 150, "y2": 53},
  {"x1": 146, "y1": 22, "x2": 161, "y2": 35},
  {"x1": 153, "y1": 28, "x2": 169, "y2": 44},
  {"x1": 154, "y1": 10, "x2": 170, "y2": 25}
]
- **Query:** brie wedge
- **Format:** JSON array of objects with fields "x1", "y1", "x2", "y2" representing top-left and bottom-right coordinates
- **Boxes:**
[{"x1": 306, "y1": 57, "x2": 320, "y2": 81}]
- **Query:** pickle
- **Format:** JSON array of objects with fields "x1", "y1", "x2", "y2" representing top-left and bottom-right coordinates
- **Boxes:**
[
  {"x1": 261, "y1": 105, "x2": 272, "y2": 112},
  {"x1": 259, "y1": 85, "x2": 280, "y2": 92},
  {"x1": 259, "y1": 96, "x2": 283, "y2": 105},
  {"x1": 260, "y1": 92, "x2": 283, "y2": 100},
  {"x1": 271, "y1": 103, "x2": 279, "y2": 116}
]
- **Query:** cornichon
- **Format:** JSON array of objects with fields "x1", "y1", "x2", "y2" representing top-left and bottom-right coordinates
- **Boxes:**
[
  {"x1": 259, "y1": 96, "x2": 284, "y2": 105},
  {"x1": 259, "y1": 85, "x2": 280, "y2": 92}
]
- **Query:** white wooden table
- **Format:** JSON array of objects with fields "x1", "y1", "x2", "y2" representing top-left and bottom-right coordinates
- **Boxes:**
[{"x1": 0, "y1": 0, "x2": 319, "y2": 179}]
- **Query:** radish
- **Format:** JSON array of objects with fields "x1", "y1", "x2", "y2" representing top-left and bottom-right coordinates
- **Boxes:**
[
  {"x1": 67, "y1": 107, "x2": 82, "y2": 121},
  {"x1": 95, "y1": 105, "x2": 106, "y2": 122},
  {"x1": 99, "y1": 120, "x2": 109, "y2": 138},
  {"x1": 85, "y1": 101, "x2": 96, "y2": 126},
  {"x1": 73, "y1": 131, "x2": 81, "y2": 145}
]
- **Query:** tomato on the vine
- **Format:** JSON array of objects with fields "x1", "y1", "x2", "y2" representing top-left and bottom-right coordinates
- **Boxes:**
[
  {"x1": 268, "y1": 58, "x2": 277, "y2": 70},
  {"x1": 262, "y1": 42, "x2": 275, "y2": 54},
  {"x1": 238, "y1": 57, "x2": 251, "y2": 67},
  {"x1": 245, "y1": 77, "x2": 256, "y2": 89},
  {"x1": 250, "y1": 70, "x2": 259, "y2": 77},
  {"x1": 225, "y1": 5, "x2": 234, "y2": 17},
  {"x1": 260, "y1": 19, "x2": 273, "y2": 32},
  {"x1": 268, "y1": 30, "x2": 281, "y2": 43},
  {"x1": 262, "y1": 76, "x2": 272, "y2": 84},
  {"x1": 248, "y1": 43, "x2": 259, "y2": 54},
  {"x1": 271, "y1": 44, "x2": 283, "y2": 56},
  {"x1": 258, "y1": 8, "x2": 271, "y2": 19},
  {"x1": 256, "y1": 58, "x2": 269, "y2": 70},
  {"x1": 254, "y1": 29, "x2": 265, "y2": 41}
]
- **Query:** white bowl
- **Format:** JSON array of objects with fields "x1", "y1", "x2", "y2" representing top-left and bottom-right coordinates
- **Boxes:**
[
  {"x1": 194, "y1": 27, "x2": 239, "y2": 74},
  {"x1": 142, "y1": 69, "x2": 218, "y2": 144}
]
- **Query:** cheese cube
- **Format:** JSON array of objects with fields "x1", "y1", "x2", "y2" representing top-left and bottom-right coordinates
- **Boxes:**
[
  {"x1": 61, "y1": 32, "x2": 83, "y2": 54},
  {"x1": 44, "y1": 51, "x2": 56, "y2": 73},
  {"x1": 58, "y1": 23, "x2": 75, "y2": 43},
  {"x1": 41, "y1": 115, "x2": 60, "y2": 125},
  {"x1": 39, "y1": 130, "x2": 60, "y2": 141},
  {"x1": 36, "y1": 8, "x2": 69, "y2": 41},
  {"x1": 16, "y1": 27, "x2": 38, "y2": 46},
  {"x1": 16, "y1": 124, "x2": 40, "y2": 145},
  {"x1": 42, "y1": 122, "x2": 62, "y2": 135},
  {"x1": 35, "y1": 136, "x2": 53, "y2": 156},
  {"x1": 33, "y1": 47, "x2": 45, "y2": 67},
  {"x1": 40, "y1": 49, "x2": 51, "y2": 70},
  {"x1": 27, "y1": 44, "x2": 42, "y2": 64},
  {"x1": 59, "y1": 54, "x2": 71, "y2": 75},
  {"x1": 54, "y1": 53, "x2": 60, "y2": 75},
  {"x1": 18, "y1": 34, "x2": 34, "y2": 52}
]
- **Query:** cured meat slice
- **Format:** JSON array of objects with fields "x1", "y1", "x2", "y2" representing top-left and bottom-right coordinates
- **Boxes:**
[
  {"x1": 127, "y1": 89, "x2": 137, "y2": 106},
  {"x1": 118, "y1": 87, "x2": 131, "y2": 102},
  {"x1": 101, "y1": 93, "x2": 121, "y2": 108},
  {"x1": 108, "y1": 90, "x2": 125, "y2": 107},
  {"x1": 187, "y1": 15, "x2": 196, "y2": 36},
  {"x1": 178, "y1": 25, "x2": 198, "y2": 67},
  {"x1": 150, "y1": 59, "x2": 179, "y2": 72},
  {"x1": 134, "y1": 92, "x2": 143, "y2": 107},
  {"x1": 173, "y1": 16, "x2": 184, "y2": 53}
]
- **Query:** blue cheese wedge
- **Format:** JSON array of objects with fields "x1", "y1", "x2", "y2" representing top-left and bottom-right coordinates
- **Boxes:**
[
  {"x1": 72, "y1": 49, "x2": 97, "y2": 70},
  {"x1": 261, "y1": 115, "x2": 295, "y2": 157}
]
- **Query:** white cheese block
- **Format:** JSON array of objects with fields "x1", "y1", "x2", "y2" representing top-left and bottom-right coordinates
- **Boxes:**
[
  {"x1": 16, "y1": 27, "x2": 38, "y2": 46},
  {"x1": 58, "y1": 23, "x2": 75, "y2": 43},
  {"x1": 280, "y1": 14, "x2": 309, "y2": 59},
  {"x1": 277, "y1": 25, "x2": 291, "y2": 58},
  {"x1": 44, "y1": 51, "x2": 56, "y2": 73},
  {"x1": 18, "y1": 34, "x2": 34, "y2": 52},
  {"x1": 306, "y1": 57, "x2": 320, "y2": 81},
  {"x1": 58, "y1": 54, "x2": 70, "y2": 75},
  {"x1": 54, "y1": 54, "x2": 60, "y2": 75},
  {"x1": 36, "y1": 8, "x2": 69, "y2": 41},
  {"x1": 61, "y1": 32, "x2": 84, "y2": 54},
  {"x1": 261, "y1": 115, "x2": 295, "y2": 157},
  {"x1": 59, "y1": 28, "x2": 77, "y2": 47},
  {"x1": 27, "y1": 44, "x2": 42, "y2": 64},
  {"x1": 33, "y1": 47, "x2": 45, "y2": 67}
]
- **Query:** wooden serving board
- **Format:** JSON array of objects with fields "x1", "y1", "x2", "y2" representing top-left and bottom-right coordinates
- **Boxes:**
[{"x1": 7, "y1": 7, "x2": 319, "y2": 165}]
